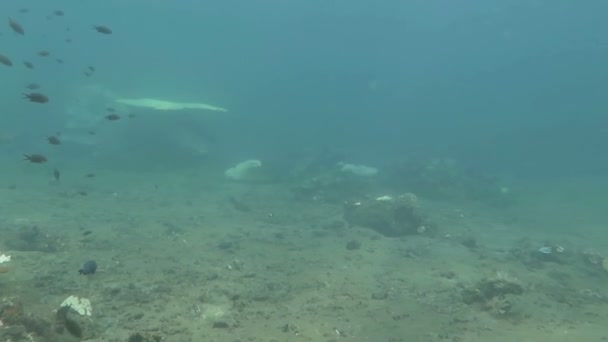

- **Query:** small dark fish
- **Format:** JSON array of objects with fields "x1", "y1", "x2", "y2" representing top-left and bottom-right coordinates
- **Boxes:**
[
  {"x1": 0, "y1": 54, "x2": 12, "y2": 67},
  {"x1": 38, "y1": 50, "x2": 50, "y2": 57},
  {"x1": 24, "y1": 92, "x2": 49, "y2": 103},
  {"x1": 82, "y1": 230, "x2": 93, "y2": 236},
  {"x1": 88, "y1": 130, "x2": 96, "y2": 135},
  {"x1": 77, "y1": 191, "x2": 88, "y2": 196},
  {"x1": 56, "y1": 58, "x2": 64, "y2": 64},
  {"x1": 53, "y1": 168, "x2": 60, "y2": 181},
  {"x1": 26, "y1": 83, "x2": 40, "y2": 90},
  {"x1": 105, "y1": 114, "x2": 120, "y2": 121},
  {"x1": 79, "y1": 260, "x2": 97, "y2": 275},
  {"x1": 85, "y1": 173, "x2": 96, "y2": 178},
  {"x1": 47, "y1": 136, "x2": 61, "y2": 145},
  {"x1": 23, "y1": 61, "x2": 34, "y2": 69},
  {"x1": 65, "y1": 38, "x2": 72, "y2": 43},
  {"x1": 53, "y1": 10, "x2": 65, "y2": 16},
  {"x1": 93, "y1": 25, "x2": 112, "y2": 34},
  {"x1": 84, "y1": 66, "x2": 95, "y2": 77},
  {"x1": 24, "y1": 154, "x2": 47, "y2": 163},
  {"x1": 8, "y1": 18, "x2": 24, "y2": 35},
  {"x1": 19, "y1": 8, "x2": 29, "y2": 14}
]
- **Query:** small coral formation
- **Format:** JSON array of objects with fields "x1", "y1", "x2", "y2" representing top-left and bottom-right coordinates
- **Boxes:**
[
  {"x1": 462, "y1": 272, "x2": 524, "y2": 317},
  {"x1": 343, "y1": 193, "x2": 433, "y2": 237}
]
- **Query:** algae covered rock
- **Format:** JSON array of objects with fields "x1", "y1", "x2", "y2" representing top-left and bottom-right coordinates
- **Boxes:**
[
  {"x1": 462, "y1": 272, "x2": 524, "y2": 317},
  {"x1": 343, "y1": 194, "x2": 432, "y2": 237}
]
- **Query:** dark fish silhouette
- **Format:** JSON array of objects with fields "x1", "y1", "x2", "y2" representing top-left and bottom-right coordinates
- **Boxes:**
[
  {"x1": 8, "y1": 18, "x2": 24, "y2": 35},
  {"x1": 47, "y1": 136, "x2": 61, "y2": 145},
  {"x1": 93, "y1": 25, "x2": 112, "y2": 34},
  {"x1": 0, "y1": 54, "x2": 13, "y2": 66},
  {"x1": 24, "y1": 154, "x2": 47, "y2": 163},
  {"x1": 23, "y1": 92, "x2": 49, "y2": 103},
  {"x1": 79, "y1": 260, "x2": 97, "y2": 275},
  {"x1": 53, "y1": 169, "x2": 60, "y2": 181}
]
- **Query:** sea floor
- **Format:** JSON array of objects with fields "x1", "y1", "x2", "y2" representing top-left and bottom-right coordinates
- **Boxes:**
[{"x1": 1, "y1": 167, "x2": 608, "y2": 341}]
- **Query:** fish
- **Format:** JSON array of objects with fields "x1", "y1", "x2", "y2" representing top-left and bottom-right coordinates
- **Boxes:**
[
  {"x1": 79, "y1": 260, "x2": 97, "y2": 275},
  {"x1": 83, "y1": 66, "x2": 95, "y2": 77},
  {"x1": 105, "y1": 114, "x2": 120, "y2": 121},
  {"x1": 47, "y1": 136, "x2": 61, "y2": 145},
  {"x1": 0, "y1": 54, "x2": 12, "y2": 66},
  {"x1": 8, "y1": 18, "x2": 24, "y2": 35},
  {"x1": 53, "y1": 169, "x2": 60, "y2": 181},
  {"x1": 37, "y1": 50, "x2": 50, "y2": 57},
  {"x1": 93, "y1": 25, "x2": 112, "y2": 34},
  {"x1": 115, "y1": 98, "x2": 228, "y2": 112},
  {"x1": 23, "y1": 92, "x2": 49, "y2": 103},
  {"x1": 23, "y1": 61, "x2": 34, "y2": 69},
  {"x1": 24, "y1": 154, "x2": 47, "y2": 163}
]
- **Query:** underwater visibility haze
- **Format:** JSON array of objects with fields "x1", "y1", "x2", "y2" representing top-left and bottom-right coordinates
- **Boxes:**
[{"x1": 0, "y1": 0, "x2": 608, "y2": 341}]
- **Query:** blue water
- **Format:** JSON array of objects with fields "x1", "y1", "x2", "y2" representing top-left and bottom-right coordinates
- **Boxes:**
[
  {"x1": 2, "y1": 0, "x2": 606, "y2": 175},
  {"x1": 2, "y1": 1, "x2": 608, "y2": 340}
]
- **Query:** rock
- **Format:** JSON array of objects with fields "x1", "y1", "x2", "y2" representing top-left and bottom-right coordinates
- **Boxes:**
[{"x1": 343, "y1": 195, "x2": 432, "y2": 237}]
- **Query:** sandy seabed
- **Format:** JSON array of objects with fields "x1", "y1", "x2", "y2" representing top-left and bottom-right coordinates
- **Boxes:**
[{"x1": 2, "y1": 168, "x2": 608, "y2": 342}]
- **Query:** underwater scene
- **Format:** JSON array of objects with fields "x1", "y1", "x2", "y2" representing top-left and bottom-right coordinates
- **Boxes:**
[{"x1": 1, "y1": 1, "x2": 608, "y2": 341}]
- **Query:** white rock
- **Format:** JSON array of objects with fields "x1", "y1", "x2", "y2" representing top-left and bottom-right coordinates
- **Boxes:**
[
  {"x1": 0, "y1": 254, "x2": 11, "y2": 264},
  {"x1": 224, "y1": 159, "x2": 262, "y2": 180},
  {"x1": 60, "y1": 295, "x2": 92, "y2": 316},
  {"x1": 339, "y1": 163, "x2": 378, "y2": 176}
]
